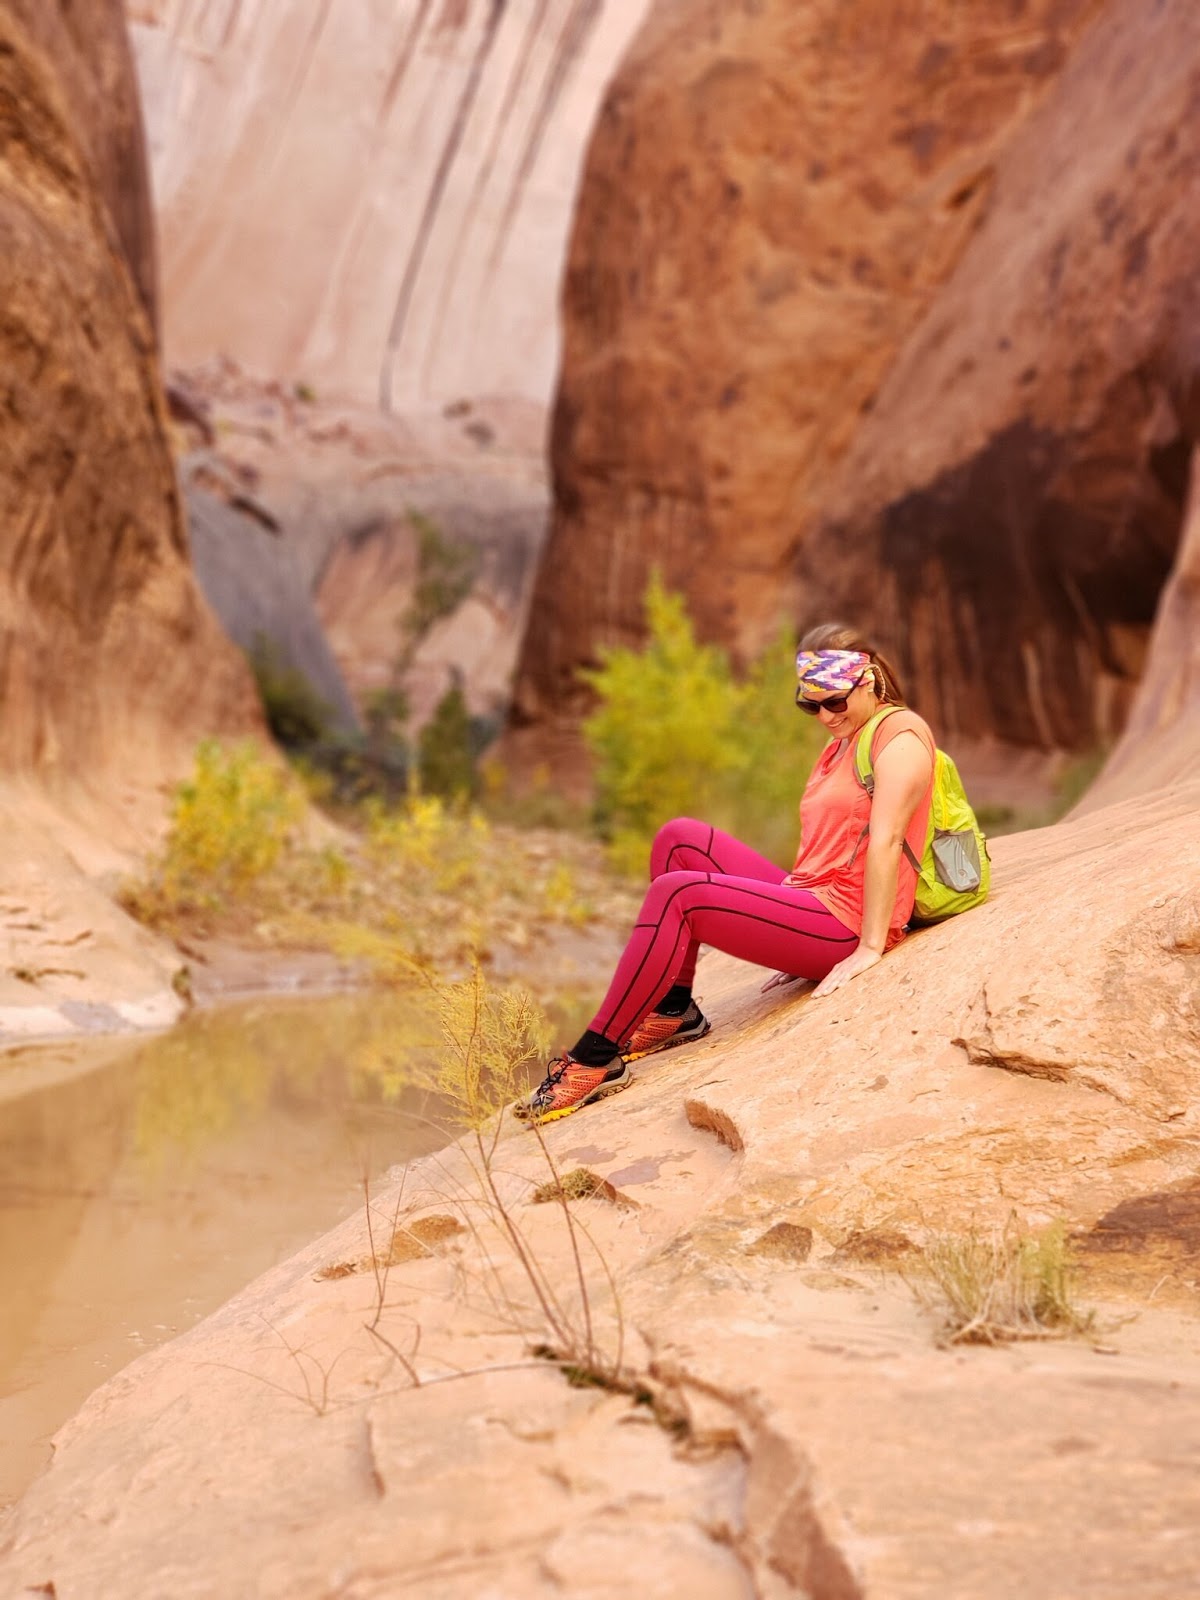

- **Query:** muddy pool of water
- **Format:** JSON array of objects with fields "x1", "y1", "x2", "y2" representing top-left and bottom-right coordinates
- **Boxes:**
[{"x1": 0, "y1": 989, "x2": 478, "y2": 1507}]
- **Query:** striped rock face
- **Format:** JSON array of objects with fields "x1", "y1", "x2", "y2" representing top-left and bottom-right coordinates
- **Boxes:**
[{"x1": 127, "y1": 0, "x2": 653, "y2": 410}]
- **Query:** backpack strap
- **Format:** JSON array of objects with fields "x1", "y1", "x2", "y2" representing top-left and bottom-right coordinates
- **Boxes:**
[
  {"x1": 852, "y1": 706, "x2": 902, "y2": 796},
  {"x1": 850, "y1": 705, "x2": 923, "y2": 875}
]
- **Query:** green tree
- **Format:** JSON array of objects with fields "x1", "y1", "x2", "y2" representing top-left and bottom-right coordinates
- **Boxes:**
[
  {"x1": 726, "y1": 632, "x2": 824, "y2": 868},
  {"x1": 419, "y1": 680, "x2": 477, "y2": 799},
  {"x1": 582, "y1": 577, "x2": 742, "y2": 873},
  {"x1": 249, "y1": 635, "x2": 333, "y2": 749}
]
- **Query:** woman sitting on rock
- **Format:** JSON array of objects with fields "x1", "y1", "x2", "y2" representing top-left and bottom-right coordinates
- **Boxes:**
[{"x1": 516, "y1": 623, "x2": 936, "y2": 1125}]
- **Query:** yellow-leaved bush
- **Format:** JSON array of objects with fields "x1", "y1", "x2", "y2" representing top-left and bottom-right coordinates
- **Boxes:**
[
  {"x1": 582, "y1": 576, "x2": 825, "y2": 876},
  {"x1": 140, "y1": 739, "x2": 306, "y2": 915},
  {"x1": 122, "y1": 741, "x2": 626, "y2": 985}
]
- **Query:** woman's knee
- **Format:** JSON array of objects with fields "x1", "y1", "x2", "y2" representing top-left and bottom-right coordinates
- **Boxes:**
[
  {"x1": 641, "y1": 866, "x2": 707, "y2": 922},
  {"x1": 650, "y1": 817, "x2": 710, "y2": 879}
]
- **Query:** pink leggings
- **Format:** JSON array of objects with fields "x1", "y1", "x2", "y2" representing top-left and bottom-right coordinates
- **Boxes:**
[{"x1": 588, "y1": 817, "x2": 858, "y2": 1045}]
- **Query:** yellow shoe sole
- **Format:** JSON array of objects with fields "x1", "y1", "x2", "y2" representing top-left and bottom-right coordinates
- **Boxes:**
[
  {"x1": 514, "y1": 1067, "x2": 632, "y2": 1127},
  {"x1": 621, "y1": 1018, "x2": 711, "y2": 1064}
]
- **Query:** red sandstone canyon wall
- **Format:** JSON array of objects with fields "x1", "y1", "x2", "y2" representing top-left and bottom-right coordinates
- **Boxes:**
[
  {"x1": 1084, "y1": 443, "x2": 1200, "y2": 806},
  {"x1": 805, "y1": 0, "x2": 1200, "y2": 754},
  {"x1": 514, "y1": 0, "x2": 1200, "y2": 761},
  {"x1": 0, "y1": 0, "x2": 258, "y2": 796}
]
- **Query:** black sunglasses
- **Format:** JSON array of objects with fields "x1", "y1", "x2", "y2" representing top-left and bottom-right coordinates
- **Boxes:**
[{"x1": 794, "y1": 670, "x2": 867, "y2": 716}]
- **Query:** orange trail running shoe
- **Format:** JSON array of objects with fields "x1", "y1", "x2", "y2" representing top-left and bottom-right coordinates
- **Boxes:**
[
  {"x1": 513, "y1": 1053, "x2": 632, "y2": 1127},
  {"x1": 620, "y1": 1000, "x2": 710, "y2": 1062}
]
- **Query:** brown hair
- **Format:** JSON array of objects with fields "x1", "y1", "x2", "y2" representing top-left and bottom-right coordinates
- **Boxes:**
[{"x1": 798, "y1": 621, "x2": 906, "y2": 706}]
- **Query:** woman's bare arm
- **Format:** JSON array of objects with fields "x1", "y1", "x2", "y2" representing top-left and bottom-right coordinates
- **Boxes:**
[{"x1": 812, "y1": 730, "x2": 932, "y2": 998}]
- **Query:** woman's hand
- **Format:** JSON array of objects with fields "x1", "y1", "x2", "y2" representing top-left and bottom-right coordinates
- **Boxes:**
[
  {"x1": 761, "y1": 969, "x2": 806, "y2": 994},
  {"x1": 812, "y1": 943, "x2": 882, "y2": 998}
]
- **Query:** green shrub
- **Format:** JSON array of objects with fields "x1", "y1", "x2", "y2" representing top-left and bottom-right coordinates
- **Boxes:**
[
  {"x1": 727, "y1": 631, "x2": 824, "y2": 869},
  {"x1": 974, "y1": 802, "x2": 1017, "y2": 833},
  {"x1": 419, "y1": 681, "x2": 477, "y2": 799},
  {"x1": 582, "y1": 577, "x2": 741, "y2": 875},
  {"x1": 401, "y1": 511, "x2": 478, "y2": 654},
  {"x1": 363, "y1": 685, "x2": 410, "y2": 749},
  {"x1": 249, "y1": 635, "x2": 333, "y2": 749},
  {"x1": 582, "y1": 575, "x2": 823, "y2": 874}
]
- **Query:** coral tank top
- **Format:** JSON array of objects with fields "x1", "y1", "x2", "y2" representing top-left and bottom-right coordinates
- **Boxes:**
[{"x1": 788, "y1": 709, "x2": 935, "y2": 951}]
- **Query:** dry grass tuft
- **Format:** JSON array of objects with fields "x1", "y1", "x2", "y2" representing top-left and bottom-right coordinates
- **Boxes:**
[
  {"x1": 407, "y1": 1213, "x2": 466, "y2": 1245},
  {"x1": 832, "y1": 1227, "x2": 917, "y2": 1265},
  {"x1": 314, "y1": 1260, "x2": 358, "y2": 1282},
  {"x1": 531, "y1": 1168, "x2": 637, "y2": 1210},
  {"x1": 917, "y1": 1218, "x2": 1095, "y2": 1345}
]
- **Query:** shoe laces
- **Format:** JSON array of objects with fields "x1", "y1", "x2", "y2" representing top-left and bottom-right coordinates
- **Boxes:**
[{"x1": 532, "y1": 1055, "x2": 570, "y2": 1105}]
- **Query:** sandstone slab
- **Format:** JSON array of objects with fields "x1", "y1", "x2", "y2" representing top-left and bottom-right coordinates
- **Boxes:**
[
  {"x1": 0, "y1": 790, "x2": 189, "y2": 1047},
  {"x1": 1085, "y1": 443, "x2": 1200, "y2": 808}
]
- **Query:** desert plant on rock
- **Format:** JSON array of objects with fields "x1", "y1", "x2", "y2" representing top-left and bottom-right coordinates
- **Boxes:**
[
  {"x1": 288, "y1": 968, "x2": 632, "y2": 1407},
  {"x1": 411, "y1": 967, "x2": 628, "y2": 1388},
  {"x1": 918, "y1": 1218, "x2": 1095, "y2": 1345}
]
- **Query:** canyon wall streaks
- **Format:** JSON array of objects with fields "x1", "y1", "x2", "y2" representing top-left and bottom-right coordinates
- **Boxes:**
[
  {"x1": 0, "y1": 0, "x2": 258, "y2": 801},
  {"x1": 514, "y1": 0, "x2": 1200, "y2": 758},
  {"x1": 8, "y1": 0, "x2": 159, "y2": 326},
  {"x1": 127, "y1": 0, "x2": 653, "y2": 409},
  {"x1": 806, "y1": 0, "x2": 1200, "y2": 754}
]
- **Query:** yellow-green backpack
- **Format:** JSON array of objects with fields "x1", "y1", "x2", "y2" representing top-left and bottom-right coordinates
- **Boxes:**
[{"x1": 853, "y1": 707, "x2": 990, "y2": 924}]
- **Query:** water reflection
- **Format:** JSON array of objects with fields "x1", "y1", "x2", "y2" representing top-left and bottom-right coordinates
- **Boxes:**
[
  {"x1": 0, "y1": 991, "x2": 454, "y2": 1508},
  {"x1": 128, "y1": 990, "x2": 443, "y2": 1164}
]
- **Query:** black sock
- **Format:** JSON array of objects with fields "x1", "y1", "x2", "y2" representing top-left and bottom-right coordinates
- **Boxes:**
[
  {"x1": 569, "y1": 1028, "x2": 621, "y2": 1067},
  {"x1": 655, "y1": 985, "x2": 693, "y2": 1018}
]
